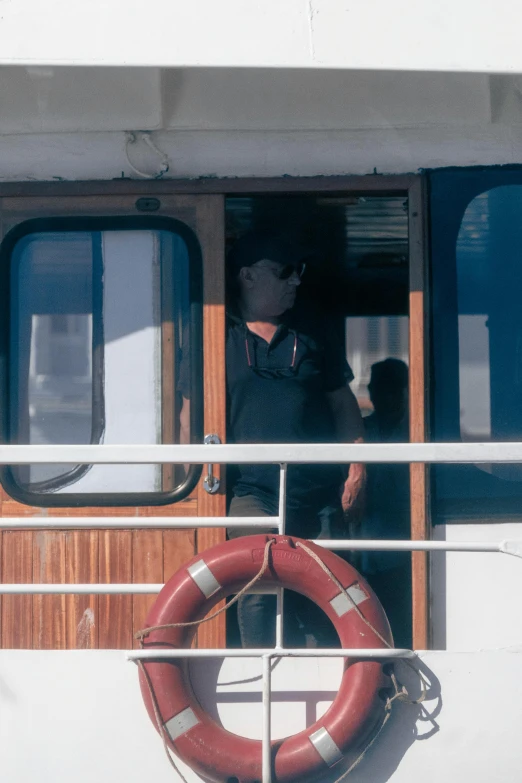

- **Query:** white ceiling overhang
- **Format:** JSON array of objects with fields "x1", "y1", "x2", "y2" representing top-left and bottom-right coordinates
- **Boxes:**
[
  {"x1": 0, "y1": 0, "x2": 521, "y2": 73},
  {"x1": 5, "y1": 67, "x2": 522, "y2": 136}
]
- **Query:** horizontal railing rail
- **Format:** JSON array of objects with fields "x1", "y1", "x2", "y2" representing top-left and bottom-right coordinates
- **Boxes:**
[
  {"x1": 126, "y1": 648, "x2": 416, "y2": 660},
  {"x1": 0, "y1": 516, "x2": 277, "y2": 529},
  {"x1": 0, "y1": 534, "x2": 518, "y2": 554},
  {"x1": 2, "y1": 441, "x2": 522, "y2": 463},
  {"x1": 0, "y1": 539, "x2": 519, "y2": 594}
]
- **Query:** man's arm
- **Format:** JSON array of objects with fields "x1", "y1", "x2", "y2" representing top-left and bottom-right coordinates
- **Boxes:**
[
  {"x1": 180, "y1": 396, "x2": 191, "y2": 444},
  {"x1": 179, "y1": 396, "x2": 191, "y2": 475},
  {"x1": 326, "y1": 386, "x2": 366, "y2": 519}
]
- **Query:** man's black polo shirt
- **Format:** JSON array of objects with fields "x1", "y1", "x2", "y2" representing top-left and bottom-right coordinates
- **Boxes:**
[{"x1": 226, "y1": 309, "x2": 354, "y2": 511}]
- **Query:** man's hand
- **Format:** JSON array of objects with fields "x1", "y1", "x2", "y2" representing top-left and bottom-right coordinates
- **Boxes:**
[{"x1": 341, "y1": 450, "x2": 366, "y2": 525}]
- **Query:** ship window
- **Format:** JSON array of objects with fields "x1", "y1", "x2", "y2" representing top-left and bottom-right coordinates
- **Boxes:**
[
  {"x1": 1, "y1": 217, "x2": 202, "y2": 506},
  {"x1": 431, "y1": 172, "x2": 522, "y2": 520}
]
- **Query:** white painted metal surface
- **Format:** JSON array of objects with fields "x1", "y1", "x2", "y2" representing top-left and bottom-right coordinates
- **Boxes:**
[
  {"x1": 5, "y1": 441, "x2": 522, "y2": 463},
  {"x1": 2, "y1": 125, "x2": 522, "y2": 182},
  {"x1": 0, "y1": 67, "x2": 521, "y2": 179},
  {"x1": 162, "y1": 70, "x2": 493, "y2": 131},
  {"x1": 262, "y1": 655, "x2": 272, "y2": 783},
  {"x1": 0, "y1": 67, "x2": 162, "y2": 133},
  {"x1": 0, "y1": 1, "x2": 521, "y2": 72},
  {"x1": 127, "y1": 648, "x2": 415, "y2": 660},
  {"x1": 275, "y1": 463, "x2": 288, "y2": 647},
  {"x1": 432, "y1": 522, "x2": 522, "y2": 651},
  {"x1": 0, "y1": 584, "x2": 165, "y2": 594},
  {"x1": 0, "y1": 515, "x2": 278, "y2": 528},
  {"x1": 0, "y1": 650, "x2": 520, "y2": 783}
]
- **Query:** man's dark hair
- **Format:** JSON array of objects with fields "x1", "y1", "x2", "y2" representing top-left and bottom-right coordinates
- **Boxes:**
[{"x1": 227, "y1": 231, "x2": 305, "y2": 276}]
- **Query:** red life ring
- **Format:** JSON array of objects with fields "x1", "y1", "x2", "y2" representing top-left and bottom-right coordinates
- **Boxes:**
[{"x1": 139, "y1": 534, "x2": 392, "y2": 783}]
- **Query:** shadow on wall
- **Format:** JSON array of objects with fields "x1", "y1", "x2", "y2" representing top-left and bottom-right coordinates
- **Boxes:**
[
  {"x1": 429, "y1": 525, "x2": 448, "y2": 651},
  {"x1": 343, "y1": 656, "x2": 442, "y2": 783},
  {"x1": 189, "y1": 655, "x2": 442, "y2": 783}
]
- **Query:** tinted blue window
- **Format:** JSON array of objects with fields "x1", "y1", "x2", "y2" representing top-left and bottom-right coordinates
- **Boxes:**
[{"x1": 431, "y1": 170, "x2": 522, "y2": 520}]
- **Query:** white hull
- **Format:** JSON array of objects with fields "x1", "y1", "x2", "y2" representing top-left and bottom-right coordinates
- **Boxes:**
[{"x1": 1, "y1": 649, "x2": 519, "y2": 782}]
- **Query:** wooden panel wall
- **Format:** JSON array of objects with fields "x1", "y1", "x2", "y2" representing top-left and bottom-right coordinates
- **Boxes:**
[{"x1": 0, "y1": 494, "x2": 198, "y2": 649}]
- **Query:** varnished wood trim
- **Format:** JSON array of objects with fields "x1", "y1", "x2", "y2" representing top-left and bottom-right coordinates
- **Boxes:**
[
  {"x1": 195, "y1": 195, "x2": 227, "y2": 648},
  {"x1": 408, "y1": 176, "x2": 430, "y2": 650},
  {"x1": 0, "y1": 175, "x2": 417, "y2": 199}
]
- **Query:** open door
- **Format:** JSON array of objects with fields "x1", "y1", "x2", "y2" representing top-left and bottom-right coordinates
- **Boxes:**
[{"x1": 224, "y1": 179, "x2": 428, "y2": 649}]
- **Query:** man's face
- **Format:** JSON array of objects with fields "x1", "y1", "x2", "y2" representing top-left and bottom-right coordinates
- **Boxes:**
[{"x1": 242, "y1": 259, "x2": 303, "y2": 316}]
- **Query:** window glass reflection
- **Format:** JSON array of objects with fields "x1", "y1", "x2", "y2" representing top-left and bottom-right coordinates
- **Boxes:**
[
  {"x1": 12, "y1": 232, "x2": 94, "y2": 487},
  {"x1": 9, "y1": 225, "x2": 195, "y2": 501},
  {"x1": 457, "y1": 185, "x2": 522, "y2": 481},
  {"x1": 432, "y1": 178, "x2": 522, "y2": 520}
]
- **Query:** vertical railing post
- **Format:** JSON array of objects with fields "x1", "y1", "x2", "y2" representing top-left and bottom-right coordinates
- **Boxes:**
[
  {"x1": 262, "y1": 654, "x2": 272, "y2": 783},
  {"x1": 278, "y1": 463, "x2": 287, "y2": 536},
  {"x1": 275, "y1": 591, "x2": 284, "y2": 650},
  {"x1": 276, "y1": 464, "x2": 287, "y2": 648}
]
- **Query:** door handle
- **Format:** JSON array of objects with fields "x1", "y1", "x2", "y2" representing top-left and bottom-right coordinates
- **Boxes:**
[{"x1": 203, "y1": 434, "x2": 221, "y2": 494}]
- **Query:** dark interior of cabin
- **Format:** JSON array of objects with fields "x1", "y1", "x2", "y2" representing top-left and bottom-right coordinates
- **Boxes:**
[{"x1": 225, "y1": 194, "x2": 412, "y2": 648}]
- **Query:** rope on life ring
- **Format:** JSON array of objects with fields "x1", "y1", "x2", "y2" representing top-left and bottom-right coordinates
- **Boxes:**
[{"x1": 136, "y1": 534, "x2": 424, "y2": 783}]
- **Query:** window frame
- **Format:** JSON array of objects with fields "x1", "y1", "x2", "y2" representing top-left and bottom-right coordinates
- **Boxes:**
[{"x1": 0, "y1": 215, "x2": 203, "y2": 507}]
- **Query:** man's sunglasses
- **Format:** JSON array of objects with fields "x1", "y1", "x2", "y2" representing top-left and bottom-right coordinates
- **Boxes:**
[{"x1": 254, "y1": 261, "x2": 306, "y2": 280}]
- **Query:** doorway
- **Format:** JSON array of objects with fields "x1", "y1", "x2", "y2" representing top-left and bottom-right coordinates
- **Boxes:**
[{"x1": 225, "y1": 193, "x2": 413, "y2": 647}]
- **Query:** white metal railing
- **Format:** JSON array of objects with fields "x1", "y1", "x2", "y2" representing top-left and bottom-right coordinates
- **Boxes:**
[
  {"x1": 0, "y1": 516, "x2": 276, "y2": 529},
  {"x1": 3, "y1": 441, "x2": 522, "y2": 463},
  {"x1": 126, "y1": 648, "x2": 417, "y2": 660},
  {"x1": 1, "y1": 442, "x2": 522, "y2": 783},
  {"x1": 0, "y1": 536, "x2": 520, "y2": 596}
]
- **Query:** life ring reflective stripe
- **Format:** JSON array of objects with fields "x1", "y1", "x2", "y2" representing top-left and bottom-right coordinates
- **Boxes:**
[{"x1": 139, "y1": 534, "x2": 392, "y2": 783}]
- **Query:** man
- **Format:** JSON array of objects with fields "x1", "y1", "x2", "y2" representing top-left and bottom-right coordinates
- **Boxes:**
[
  {"x1": 225, "y1": 231, "x2": 366, "y2": 647},
  {"x1": 364, "y1": 358, "x2": 409, "y2": 444},
  {"x1": 360, "y1": 358, "x2": 412, "y2": 648}
]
